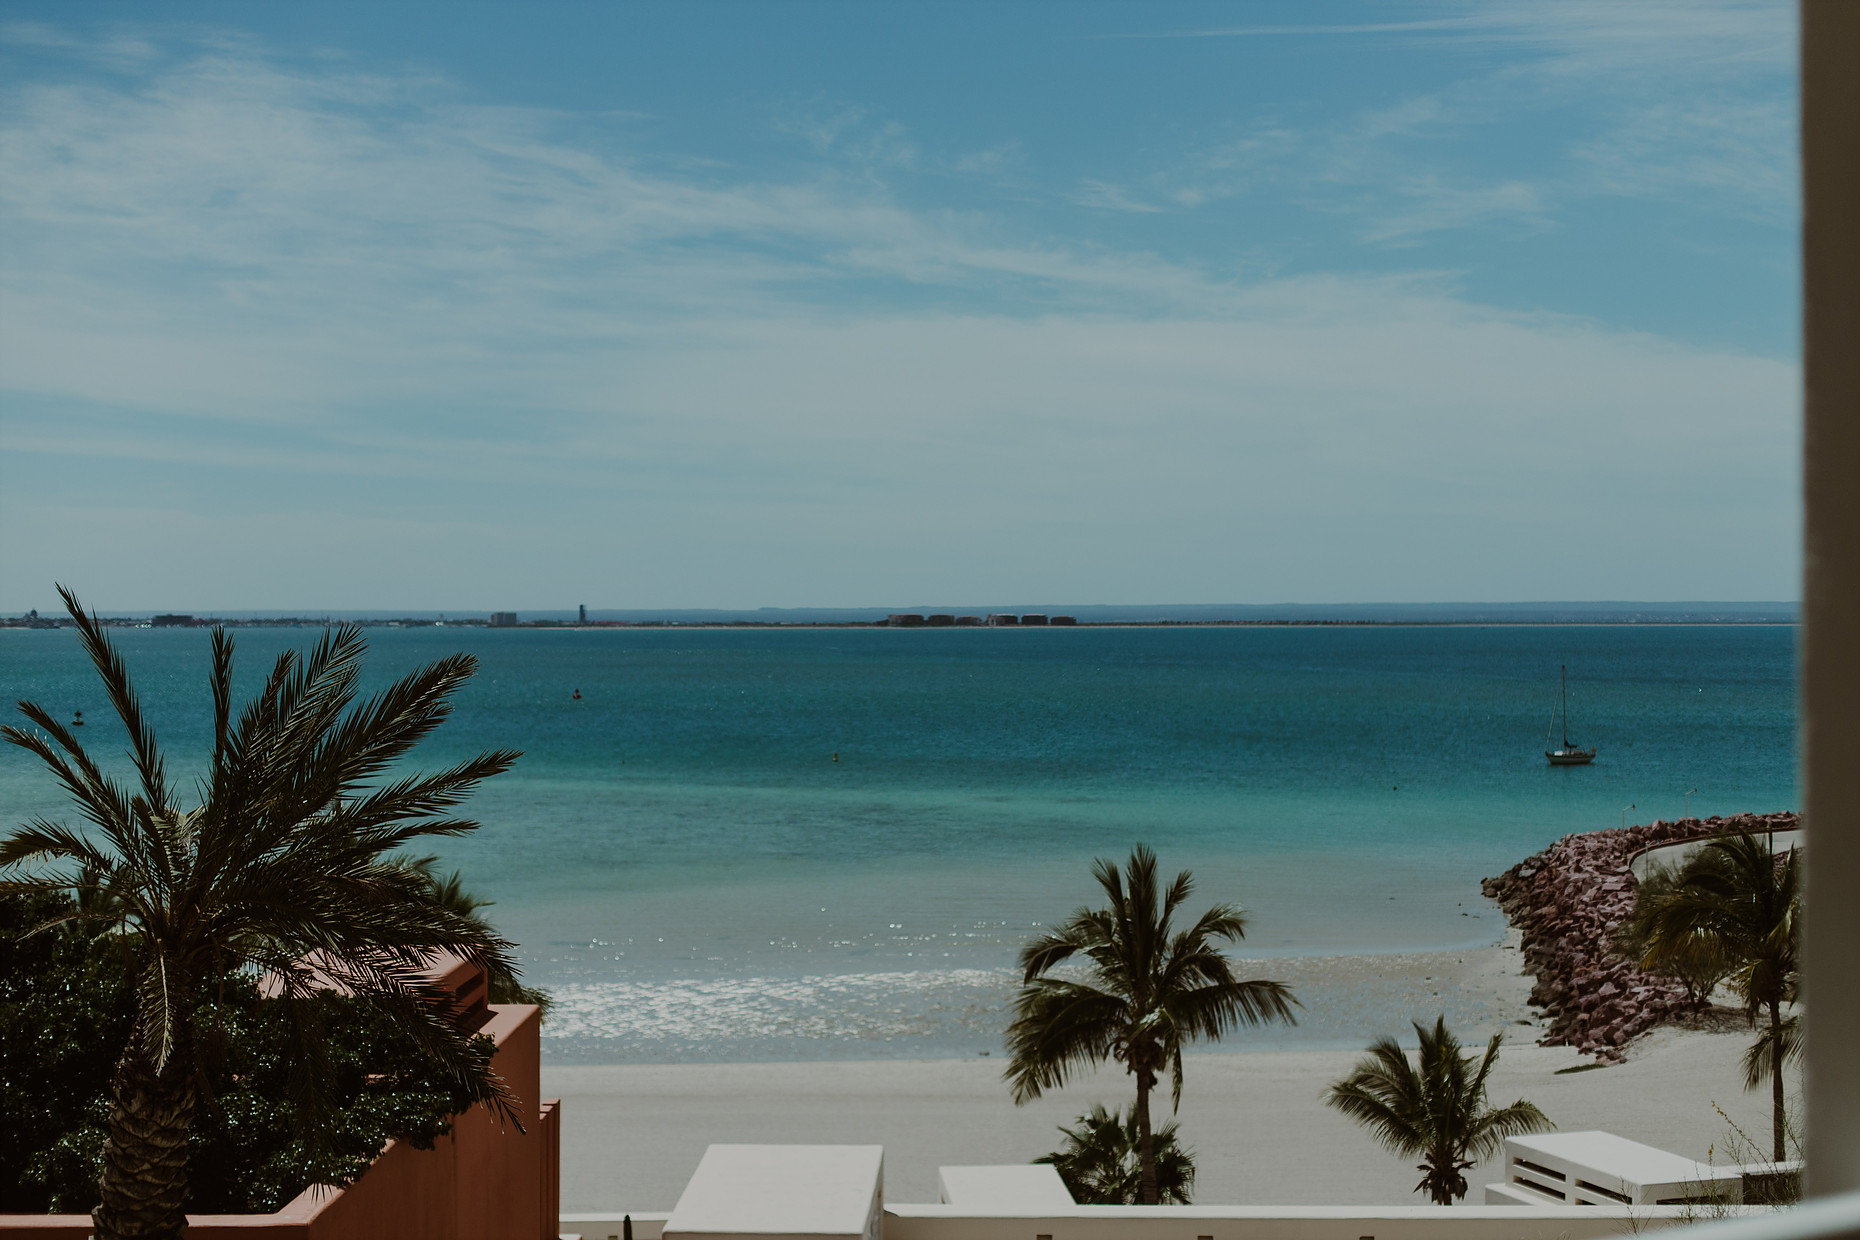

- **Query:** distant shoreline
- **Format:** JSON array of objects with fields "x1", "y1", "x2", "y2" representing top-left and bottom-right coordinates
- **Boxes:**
[
  {"x1": 3, "y1": 600, "x2": 1798, "y2": 629},
  {"x1": 0, "y1": 617, "x2": 1801, "y2": 630}
]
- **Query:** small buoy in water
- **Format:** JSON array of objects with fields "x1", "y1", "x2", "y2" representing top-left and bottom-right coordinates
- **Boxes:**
[
  {"x1": 72, "y1": 710, "x2": 84, "y2": 727},
  {"x1": 832, "y1": 752, "x2": 839, "y2": 762},
  {"x1": 572, "y1": 688, "x2": 582, "y2": 700}
]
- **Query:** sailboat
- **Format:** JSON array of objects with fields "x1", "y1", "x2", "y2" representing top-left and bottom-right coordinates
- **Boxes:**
[{"x1": 1545, "y1": 665, "x2": 1596, "y2": 765}]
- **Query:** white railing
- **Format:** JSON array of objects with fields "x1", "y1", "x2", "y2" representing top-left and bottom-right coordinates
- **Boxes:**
[
  {"x1": 1656, "y1": 1193, "x2": 1860, "y2": 1240},
  {"x1": 560, "y1": 1212, "x2": 670, "y2": 1240},
  {"x1": 557, "y1": 1193, "x2": 1860, "y2": 1240},
  {"x1": 883, "y1": 1203, "x2": 1726, "y2": 1240}
]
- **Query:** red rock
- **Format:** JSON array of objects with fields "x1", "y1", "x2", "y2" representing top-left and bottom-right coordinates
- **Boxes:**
[{"x1": 1483, "y1": 812, "x2": 1799, "y2": 1062}]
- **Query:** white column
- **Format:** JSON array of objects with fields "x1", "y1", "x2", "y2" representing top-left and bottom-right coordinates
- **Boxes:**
[{"x1": 1801, "y1": 0, "x2": 1860, "y2": 1199}]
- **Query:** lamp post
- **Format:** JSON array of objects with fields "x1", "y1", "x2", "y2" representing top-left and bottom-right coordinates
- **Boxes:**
[
  {"x1": 1685, "y1": 788, "x2": 1699, "y2": 818},
  {"x1": 1621, "y1": 803, "x2": 1636, "y2": 830}
]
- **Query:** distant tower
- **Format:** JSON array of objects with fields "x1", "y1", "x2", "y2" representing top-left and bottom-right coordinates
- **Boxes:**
[{"x1": 579, "y1": 604, "x2": 587, "y2": 624}]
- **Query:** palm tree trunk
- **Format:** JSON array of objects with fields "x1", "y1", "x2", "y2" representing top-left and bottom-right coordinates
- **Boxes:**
[
  {"x1": 1429, "y1": 1159, "x2": 1455, "y2": 1206},
  {"x1": 1135, "y1": 1072, "x2": 1158, "y2": 1206},
  {"x1": 1768, "y1": 998, "x2": 1786, "y2": 1163},
  {"x1": 94, "y1": 1045, "x2": 198, "y2": 1240}
]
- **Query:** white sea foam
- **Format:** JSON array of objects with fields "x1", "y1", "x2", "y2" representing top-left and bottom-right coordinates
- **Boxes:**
[
  {"x1": 543, "y1": 968, "x2": 1018, "y2": 1057},
  {"x1": 536, "y1": 954, "x2": 1528, "y2": 1063}
]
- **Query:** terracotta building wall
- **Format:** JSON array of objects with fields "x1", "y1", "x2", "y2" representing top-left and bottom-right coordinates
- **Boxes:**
[
  {"x1": 0, "y1": 998, "x2": 558, "y2": 1240},
  {"x1": 449, "y1": 1004, "x2": 544, "y2": 1240}
]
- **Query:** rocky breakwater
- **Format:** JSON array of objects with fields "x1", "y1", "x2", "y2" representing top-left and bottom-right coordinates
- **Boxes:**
[{"x1": 1482, "y1": 812, "x2": 1800, "y2": 1061}]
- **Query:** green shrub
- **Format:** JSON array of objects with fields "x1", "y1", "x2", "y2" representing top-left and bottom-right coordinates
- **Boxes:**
[
  {"x1": 1, "y1": 892, "x2": 486, "y2": 1214},
  {"x1": 1035, "y1": 1103, "x2": 1196, "y2": 1205}
]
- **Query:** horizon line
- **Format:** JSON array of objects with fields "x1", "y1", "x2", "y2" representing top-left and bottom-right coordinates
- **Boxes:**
[{"x1": 5, "y1": 599, "x2": 1801, "y2": 618}]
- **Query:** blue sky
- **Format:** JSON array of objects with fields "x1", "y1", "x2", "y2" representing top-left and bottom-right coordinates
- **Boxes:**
[{"x1": 0, "y1": 1, "x2": 1799, "y2": 610}]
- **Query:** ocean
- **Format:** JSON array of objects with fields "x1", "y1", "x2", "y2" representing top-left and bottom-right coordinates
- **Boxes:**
[{"x1": 0, "y1": 623, "x2": 1797, "y2": 1063}]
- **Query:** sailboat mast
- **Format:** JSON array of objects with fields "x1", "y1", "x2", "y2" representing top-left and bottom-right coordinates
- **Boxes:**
[{"x1": 1561, "y1": 665, "x2": 1570, "y2": 748}]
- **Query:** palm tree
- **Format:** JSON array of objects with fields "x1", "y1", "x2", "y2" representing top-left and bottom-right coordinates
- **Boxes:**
[
  {"x1": 1633, "y1": 829, "x2": 1800, "y2": 1161},
  {"x1": 1614, "y1": 862, "x2": 1733, "y2": 1008},
  {"x1": 0, "y1": 587, "x2": 523, "y2": 1240},
  {"x1": 1325, "y1": 1017, "x2": 1552, "y2": 1204},
  {"x1": 1005, "y1": 845, "x2": 1297, "y2": 1205},
  {"x1": 1035, "y1": 1102, "x2": 1196, "y2": 1204}
]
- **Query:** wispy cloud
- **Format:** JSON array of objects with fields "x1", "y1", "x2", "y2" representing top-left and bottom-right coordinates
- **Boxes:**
[
  {"x1": 0, "y1": 22, "x2": 1799, "y2": 608},
  {"x1": 1572, "y1": 97, "x2": 1797, "y2": 221},
  {"x1": 948, "y1": 140, "x2": 1024, "y2": 179},
  {"x1": 1068, "y1": 0, "x2": 1793, "y2": 244},
  {"x1": 1357, "y1": 178, "x2": 1549, "y2": 244},
  {"x1": 1092, "y1": 19, "x2": 1478, "y2": 41},
  {"x1": 1098, "y1": 0, "x2": 1790, "y2": 67},
  {"x1": 0, "y1": 44, "x2": 1238, "y2": 349},
  {"x1": 0, "y1": 34, "x2": 1253, "y2": 445},
  {"x1": 772, "y1": 101, "x2": 919, "y2": 169},
  {"x1": 0, "y1": 18, "x2": 162, "y2": 68},
  {"x1": 1071, "y1": 180, "x2": 1166, "y2": 214}
]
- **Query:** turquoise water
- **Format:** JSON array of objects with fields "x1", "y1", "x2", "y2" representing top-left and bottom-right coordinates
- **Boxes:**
[{"x1": 0, "y1": 624, "x2": 1797, "y2": 1061}]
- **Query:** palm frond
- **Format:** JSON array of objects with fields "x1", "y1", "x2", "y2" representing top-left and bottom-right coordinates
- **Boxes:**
[
  {"x1": 1328, "y1": 1090, "x2": 1428, "y2": 1156},
  {"x1": 1160, "y1": 866, "x2": 1194, "y2": 924},
  {"x1": 390, "y1": 1011, "x2": 521, "y2": 1128},
  {"x1": 1004, "y1": 978, "x2": 1125, "y2": 1102},
  {"x1": 1019, "y1": 923, "x2": 1085, "y2": 980},
  {"x1": 1742, "y1": 1013, "x2": 1802, "y2": 1091},
  {"x1": 209, "y1": 627, "x2": 236, "y2": 777},
  {"x1": 1326, "y1": 1035, "x2": 1430, "y2": 1151},
  {"x1": 0, "y1": 817, "x2": 118, "y2": 876},
  {"x1": 1464, "y1": 1029, "x2": 1504, "y2": 1109},
  {"x1": 1172, "y1": 901, "x2": 1249, "y2": 949},
  {"x1": 293, "y1": 651, "x2": 480, "y2": 797},
  {"x1": 1, "y1": 708, "x2": 142, "y2": 864},
  {"x1": 136, "y1": 954, "x2": 185, "y2": 1072},
  {"x1": 335, "y1": 752, "x2": 524, "y2": 833},
  {"x1": 1466, "y1": 1100, "x2": 1555, "y2": 1164},
  {"x1": 9, "y1": 905, "x2": 126, "y2": 941},
  {"x1": 60, "y1": 584, "x2": 169, "y2": 812},
  {"x1": 1165, "y1": 976, "x2": 1299, "y2": 1040}
]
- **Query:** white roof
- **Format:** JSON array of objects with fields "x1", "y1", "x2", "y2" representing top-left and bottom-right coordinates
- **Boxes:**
[
  {"x1": 666, "y1": 1144, "x2": 883, "y2": 1239},
  {"x1": 1509, "y1": 1131, "x2": 1726, "y2": 1187},
  {"x1": 937, "y1": 1165, "x2": 1076, "y2": 1209}
]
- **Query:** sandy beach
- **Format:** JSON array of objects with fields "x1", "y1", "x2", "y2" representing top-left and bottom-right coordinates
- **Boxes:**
[{"x1": 545, "y1": 936, "x2": 1798, "y2": 1211}]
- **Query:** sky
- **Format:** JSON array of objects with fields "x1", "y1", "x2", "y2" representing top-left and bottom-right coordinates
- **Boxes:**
[{"x1": 0, "y1": 1, "x2": 1801, "y2": 611}]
